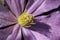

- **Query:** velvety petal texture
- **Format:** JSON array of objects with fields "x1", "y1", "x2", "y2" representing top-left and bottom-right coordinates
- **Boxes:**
[
  {"x1": 46, "y1": 11, "x2": 60, "y2": 40},
  {"x1": 27, "y1": 19, "x2": 51, "y2": 37},
  {"x1": 0, "y1": 4, "x2": 16, "y2": 28},
  {"x1": 27, "y1": 0, "x2": 44, "y2": 14},
  {"x1": 26, "y1": 0, "x2": 35, "y2": 10},
  {"x1": 33, "y1": 0, "x2": 60, "y2": 16},
  {"x1": 22, "y1": 28, "x2": 50, "y2": 40},
  {"x1": 0, "y1": 25, "x2": 14, "y2": 40},
  {"x1": 0, "y1": 3, "x2": 17, "y2": 40},
  {"x1": 31, "y1": 31, "x2": 50, "y2": 40},
  {"x1": 5, "y1": 0, "x2": 24, "y2": 17},
  {"x1": 20, "y1": 0, "x2": 25, "y2": 12},
  {"x1": 22, "y1": 27, "x2": 36, "y2": 40},
  {"x1": 0, "y1": 0, "x2": 60, "y2": 40},
  {"x1": 34, "y1": 11, "x2": 60, "y2": 40},
  {"x1": 7, "y1": 24, "x2": 21, "y2": 40}
]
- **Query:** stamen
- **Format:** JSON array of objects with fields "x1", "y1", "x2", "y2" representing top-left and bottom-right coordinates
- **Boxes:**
[
  {"x1": 18, "y1": 10, "x2": 34, "y2": 27},
  {"x1": 30, "y1": 23, "x2": 35, "y2": 24},
  {"x1": 25, "y1": 25, "x2": 31, "y2": 28}
]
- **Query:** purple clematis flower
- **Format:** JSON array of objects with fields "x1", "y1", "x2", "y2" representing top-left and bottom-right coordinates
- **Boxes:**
[{"x1": 0, "y1": 0, "x2": 60, "y2": 40}]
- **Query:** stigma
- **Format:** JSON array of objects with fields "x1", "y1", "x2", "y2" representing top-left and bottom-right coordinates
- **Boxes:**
[{"x1": 18, "y1": 10, "x2": 34, "y2": 27}]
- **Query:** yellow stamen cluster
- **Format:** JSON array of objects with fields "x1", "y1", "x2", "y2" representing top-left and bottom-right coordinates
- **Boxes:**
[{"x1": 18, "y1": 10, "x2": 34, "y2": 27}]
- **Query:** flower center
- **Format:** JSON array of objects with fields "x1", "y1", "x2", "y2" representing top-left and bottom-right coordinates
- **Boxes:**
[{"x1": 18, "y1": 10, "x2": 34, "y2": 27}]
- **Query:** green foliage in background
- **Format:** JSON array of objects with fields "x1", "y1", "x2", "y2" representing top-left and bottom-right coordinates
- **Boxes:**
[{"x1": 0, "y1": 0, "x2": 4, "y2": 4}]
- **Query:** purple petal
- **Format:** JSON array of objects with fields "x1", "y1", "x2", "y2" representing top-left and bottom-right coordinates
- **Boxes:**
[
  {"x1": 26, "y1": 0, "x2": 35, "y2": 10},
  {"x1": 20, "y1": 0, "x2": 25, "y2": 12},
  {"x1": 0, "y1": 4, "x2": 17, "y2": 28},
  {"x1": 46, "y1": 11, "x2": 60, "y2": 40},
  {"x1": 46, "y1": 11, "x2": 60, "y2": 27},
  {"x1": 15, "y1": 28, "x2": 21, "y2": 40},
  {"x1": 35, "y1": 15, "x2": 49, "y2": 23},
  {"x1": 0, "y1": 25, "x2": 14, "y2": 40},
  {"x1": 33, "y1": 0, "x2": 60, "y2": 16},
  {"x1": 6, "y1": 24, "x2": 21, "y2": 40},
  {"x1": 31, "y1": 31, "x2": 50, "y2": 40},
  {"x1": 22, "y1": 27, "x2": 50, "y2": 40},
  {"x1": 5, "y1": 0, "x2": 25, "y2": 17},
  {"x1": 27, "y1": 0, "x2": 44, "y2": 14},
  {"x1": 28, "y1": 20, "x2": 51, "y2": 37},
  {"x1": 22, "y1": 27, "x2": 36, "y2": 40},
  {"x1": 35, "y1": 11, "x2": 60, "y2": 40}
]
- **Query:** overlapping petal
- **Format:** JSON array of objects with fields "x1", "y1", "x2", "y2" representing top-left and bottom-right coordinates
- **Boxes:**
[
  {"x1": 34, "y1": 10, "x2": 60, "y2": 39},
  {"x1": 31, "y1": 31, "x2": 50, "y2": 40},
  {"x1": 22, "y1": 27, "x2": 50, "y2": 40},
  {"x1": 33, "y1": 0, "x2": 60, "y2": 16},
  {"x1": 22, "y1": 27, "x2": 36, "y2": 40},
  {"x1": 46, "y1": 11, "x2": 60, "y2": 40},
  {"x1": 5, "y1": 0, "x2": 25, "y2": 17},
  {"x1": 0, "y1": 4, "x2": 16, "y2": 28},
  {"x1": 0, "y1": 25, "x2": 14, "y2": 40},
  {"x1": 7, "y1": 24, "x2": 21, "y2": 40},
  {"x1": 26, "y1": 0, "x2": 35, "y2": 10},
  {"x1": 0, "y1": 0, "x2": 60, "y2": 40},
  {"x1": 27, "y1": 0, "x2": 44, "y2": 14},
  {"x1": 27, "y1": 20, "x2": 51, "y2": 37}
]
